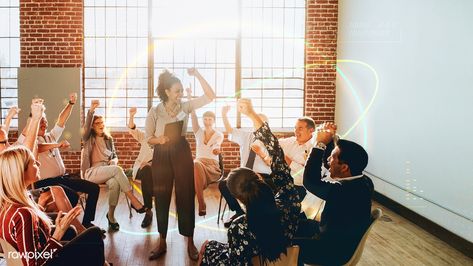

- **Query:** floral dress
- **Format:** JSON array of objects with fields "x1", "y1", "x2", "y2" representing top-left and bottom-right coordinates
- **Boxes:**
[{"x1": 201, "y1": 123, "x2": 303, "y2": 265}]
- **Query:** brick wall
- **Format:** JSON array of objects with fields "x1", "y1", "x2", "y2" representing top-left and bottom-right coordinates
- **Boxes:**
[
  {"x1": 17, "y1": 0, "x2": 338, "y2": 174},
  {"x1": 20, "y1": 0, "x2": 83, "y2": 67},
  {"x1": 304, "y1": 0, "x2": 338, "y2": 123}
]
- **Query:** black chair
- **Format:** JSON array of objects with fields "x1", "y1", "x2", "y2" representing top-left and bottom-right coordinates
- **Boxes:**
[{"x1": 209, "y1": 153, "x2": 227, "y2": 224}]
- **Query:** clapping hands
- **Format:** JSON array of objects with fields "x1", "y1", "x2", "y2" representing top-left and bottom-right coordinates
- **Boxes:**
[{"x1": 315, "y1": 122, "x2": 337, "y2": 144}]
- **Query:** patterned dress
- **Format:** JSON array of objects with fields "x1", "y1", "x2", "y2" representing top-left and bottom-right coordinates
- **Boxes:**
[{"x1": 201, "y1": 123, "x2": 303, "y2": 265}]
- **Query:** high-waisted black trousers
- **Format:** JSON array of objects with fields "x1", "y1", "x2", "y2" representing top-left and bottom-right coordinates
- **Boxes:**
[{"x1": 152, "y1": 137, "x2": 195, "y2": 237}]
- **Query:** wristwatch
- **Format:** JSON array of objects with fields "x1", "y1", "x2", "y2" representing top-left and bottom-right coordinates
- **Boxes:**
[{"x1": 314, "y1": 142, "x2": 326, "y2": 150}]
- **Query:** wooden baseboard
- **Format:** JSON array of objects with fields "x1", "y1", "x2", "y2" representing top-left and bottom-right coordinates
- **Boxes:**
[{"x1": 374, "y1": 191, "x2": 473, "y2": 259}]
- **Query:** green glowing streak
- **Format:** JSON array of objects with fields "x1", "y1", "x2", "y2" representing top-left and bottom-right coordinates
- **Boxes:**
[
  {"x1": 335, "y1": 65, "x2": 368, "y2": 146},
  {"x1": 336, "y1": 59, "x2": 379, "y2": 139}
]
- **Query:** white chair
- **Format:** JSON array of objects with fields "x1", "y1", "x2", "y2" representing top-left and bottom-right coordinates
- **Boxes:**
[
  {"x1": 342, "y1": 208, "x2": 382, "y2": 266},
  {"x1": 0, "y1": 238, "x2": 23, "y2": 266}
]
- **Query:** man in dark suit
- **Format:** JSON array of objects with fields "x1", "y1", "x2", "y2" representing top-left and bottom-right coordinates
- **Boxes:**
[{"x1": 295, "y1": 122, "x2": 374, "y2": 265}]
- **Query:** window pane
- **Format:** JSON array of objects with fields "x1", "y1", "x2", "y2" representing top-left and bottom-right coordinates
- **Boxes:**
[
  {"x1": 241, "y1": 2, "x2": 305, "y2": 128},
  {"x1": 84, "y1": 1, "x2": 149, "y2": 128},
  {"x1": 0, "y1": 3, "x2": 19, "y2": 128}
]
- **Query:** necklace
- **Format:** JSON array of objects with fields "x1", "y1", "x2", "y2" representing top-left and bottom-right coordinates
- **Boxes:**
[{"x1": 164, "y1": 101, "x2": 181, "y2": 118}]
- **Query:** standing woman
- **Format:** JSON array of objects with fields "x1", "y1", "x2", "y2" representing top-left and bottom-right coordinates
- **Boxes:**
[{"x1": 146, "y1": 68, "x2": 215, "y2": 261}]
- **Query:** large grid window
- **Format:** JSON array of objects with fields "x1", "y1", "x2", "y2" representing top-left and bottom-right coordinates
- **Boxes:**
[
  {"x1": 0, "y1": 0, "x2": 19, "y2": 128},
  {"x1": 152, "y1": 0, "x2": 239, "y2": 128},
  {"x1": 240, "y1": 0, "x2": 305, "y2": 128},
  {"x1": 84, "y1": 0, "x2": 149, "y2": 127},
  {"x1": 84, "y1": 0, "x2": 305, "y2": 129}
]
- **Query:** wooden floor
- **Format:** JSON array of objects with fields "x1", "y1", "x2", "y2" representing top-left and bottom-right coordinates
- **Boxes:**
[{"x1": 2, "y1": 184, "x2": 472, "y2": 266}]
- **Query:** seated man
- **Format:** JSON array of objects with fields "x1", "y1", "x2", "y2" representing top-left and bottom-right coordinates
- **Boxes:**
[
  {"x1": 294, "y1": 122, "x2": 374, "y2": 265},
  {"x1": 17, "y1": 93, "x2": 100, "y2": 228}
]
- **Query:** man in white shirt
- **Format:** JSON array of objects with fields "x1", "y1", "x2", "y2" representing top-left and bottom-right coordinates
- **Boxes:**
[
  {"x1": 18, "y1": 93, "x2": 100, "y2": 228},
  {"x1": 278, "y1": 117, "x2": 325, "y2": 218},
  {"x1": 252, "y1": 117, "x2": 329, "y2": 219},
  {"x1": 219, "y1": 106, "x2": 271, "y2": 227}
]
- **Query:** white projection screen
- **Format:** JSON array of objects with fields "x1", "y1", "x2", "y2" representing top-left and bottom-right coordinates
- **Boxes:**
[{"x1": 335, "y1": 0, "x2": 473, "y2": 242}]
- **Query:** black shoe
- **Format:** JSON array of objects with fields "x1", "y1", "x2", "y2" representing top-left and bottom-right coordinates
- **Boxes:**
[
  {"x1": 131, "y1": 204, "x2": 149, "y2": 214},
  {"x1": 223, "y1": 213, "x2": 242, "y2": 228},
  {"x1": 83, "y1": 222, "x2": 107, "y2": 236},
  {"x1": 141, "y1": 211, "x2": 153, "y2": 228},
  {"x1": 106, "y1": 214, "x2": 120, "y2": 231}
]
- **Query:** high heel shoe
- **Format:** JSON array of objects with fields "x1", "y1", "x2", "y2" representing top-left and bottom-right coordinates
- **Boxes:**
[
  {"x1": 106, "y1": 213, "x2": 120, "y2": 231},
  {"x1": 131, "y1": 204, "x2": 149, "y2": 214},
  {"x1": 198, "y1": 203, "x2": 206, "y2": 217}
]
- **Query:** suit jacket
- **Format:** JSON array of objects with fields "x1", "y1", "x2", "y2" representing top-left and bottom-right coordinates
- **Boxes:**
[{"x1": 301, "y1": 146, "x2": 374, "y2": 262}]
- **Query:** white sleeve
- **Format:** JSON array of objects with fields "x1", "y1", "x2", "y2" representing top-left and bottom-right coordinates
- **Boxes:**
[
  {"x1": 49, "y1": 125, "x2": 65, "y2": 142},
  {"x1": 228, "y1": 128, "x2": 246, "y2": 146},
  {"x1": 129, "y1": 128, "x2": 145, "y2": 143}
]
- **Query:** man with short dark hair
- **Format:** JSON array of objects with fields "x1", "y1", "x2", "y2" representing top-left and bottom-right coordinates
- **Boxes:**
[{"x1": 295, "y1": 122, "x2": 374, "y2": 265}]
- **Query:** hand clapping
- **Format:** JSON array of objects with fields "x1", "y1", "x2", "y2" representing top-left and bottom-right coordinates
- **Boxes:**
[{"x1": 315, "y1": 122, "x2": 337, "y2": 144}]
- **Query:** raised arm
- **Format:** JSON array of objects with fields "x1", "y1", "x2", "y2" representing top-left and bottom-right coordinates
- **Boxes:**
[
  {"x1": 238, "y1": 98, "x2": 292, "y2": 192},
  {"x1": 128, "y1": 107, "x2": 145, "y2": 142},
  {"x1": 2, "y1": 106, "x2": 20, "y2": 133},
  {"x1": 188, "y1": 68, "x2": 216, "y2": 101},
  {"x1": 303, "y1": 123, "x2": 337, "y2": 200},
  {"x1": 24, "y1": 100, "x2": 45, "y2": 156},
  {"x1": 56, "y1": 92, "x2": 77, "y2": 128},
  {"x1": 186, "y1": 87, "x2": 200, "y2": 133},
  {"x1": 38, "y1": 140, "x2": 70, "y2": 154},
  {"x1": 221, "y1": 105, "x2": 233, "y2": 134},
  {"x1": 83, "y1": 100, "x2": 99, "y2": 141}
]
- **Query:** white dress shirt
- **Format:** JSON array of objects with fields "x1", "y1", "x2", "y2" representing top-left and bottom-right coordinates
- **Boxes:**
[
  {"x1": 229, "y1": 128, "x2": 271, "y2": 175},
  {"x1": 18, "y1": 125, "x2": 66, "y2": 179},
  {"x1": 279, "y1": 135, "x2": 316, "y2": 185}
]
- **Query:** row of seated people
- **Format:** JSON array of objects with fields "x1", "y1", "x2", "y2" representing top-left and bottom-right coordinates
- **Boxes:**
[
  {"x1": 0, "y1": 96, "x2": 152, "y2": 265},
  {"x1": 197, "y1": 99, "x2": 374, "y2": 265},
  {"x1": 0, "y1": 100, "x2": 110, "y2": 265}
]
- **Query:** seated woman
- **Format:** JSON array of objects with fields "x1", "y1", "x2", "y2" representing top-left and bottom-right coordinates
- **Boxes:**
[
  {"x1": 81, "y1": 99, "x2": 147, "y2": 231},
  {"x1": 0, "y1": 145, "x2": 107, "y2": 266},
  {"x1": 199, "y1": 99, "x2": 304, "y2": 265},
  {"x1": 1, "y1": 105, "x2": 87, "y2": 235},
  {"x1": 187, "y1": 88, "x2": 224, "y2": 216},
  {"x1": 127, "y1": 107, "x2": 154, "y2": 228}
]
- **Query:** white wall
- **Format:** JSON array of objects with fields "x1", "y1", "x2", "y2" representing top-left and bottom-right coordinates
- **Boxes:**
[{"x1": 336, "y1": 0, "x2": 473, "y2": 242}]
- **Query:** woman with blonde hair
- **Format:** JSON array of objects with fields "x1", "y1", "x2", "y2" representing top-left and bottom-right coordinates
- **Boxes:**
[{"x1": 0, "y1": 146, "x2": 106, "y2": 266}]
